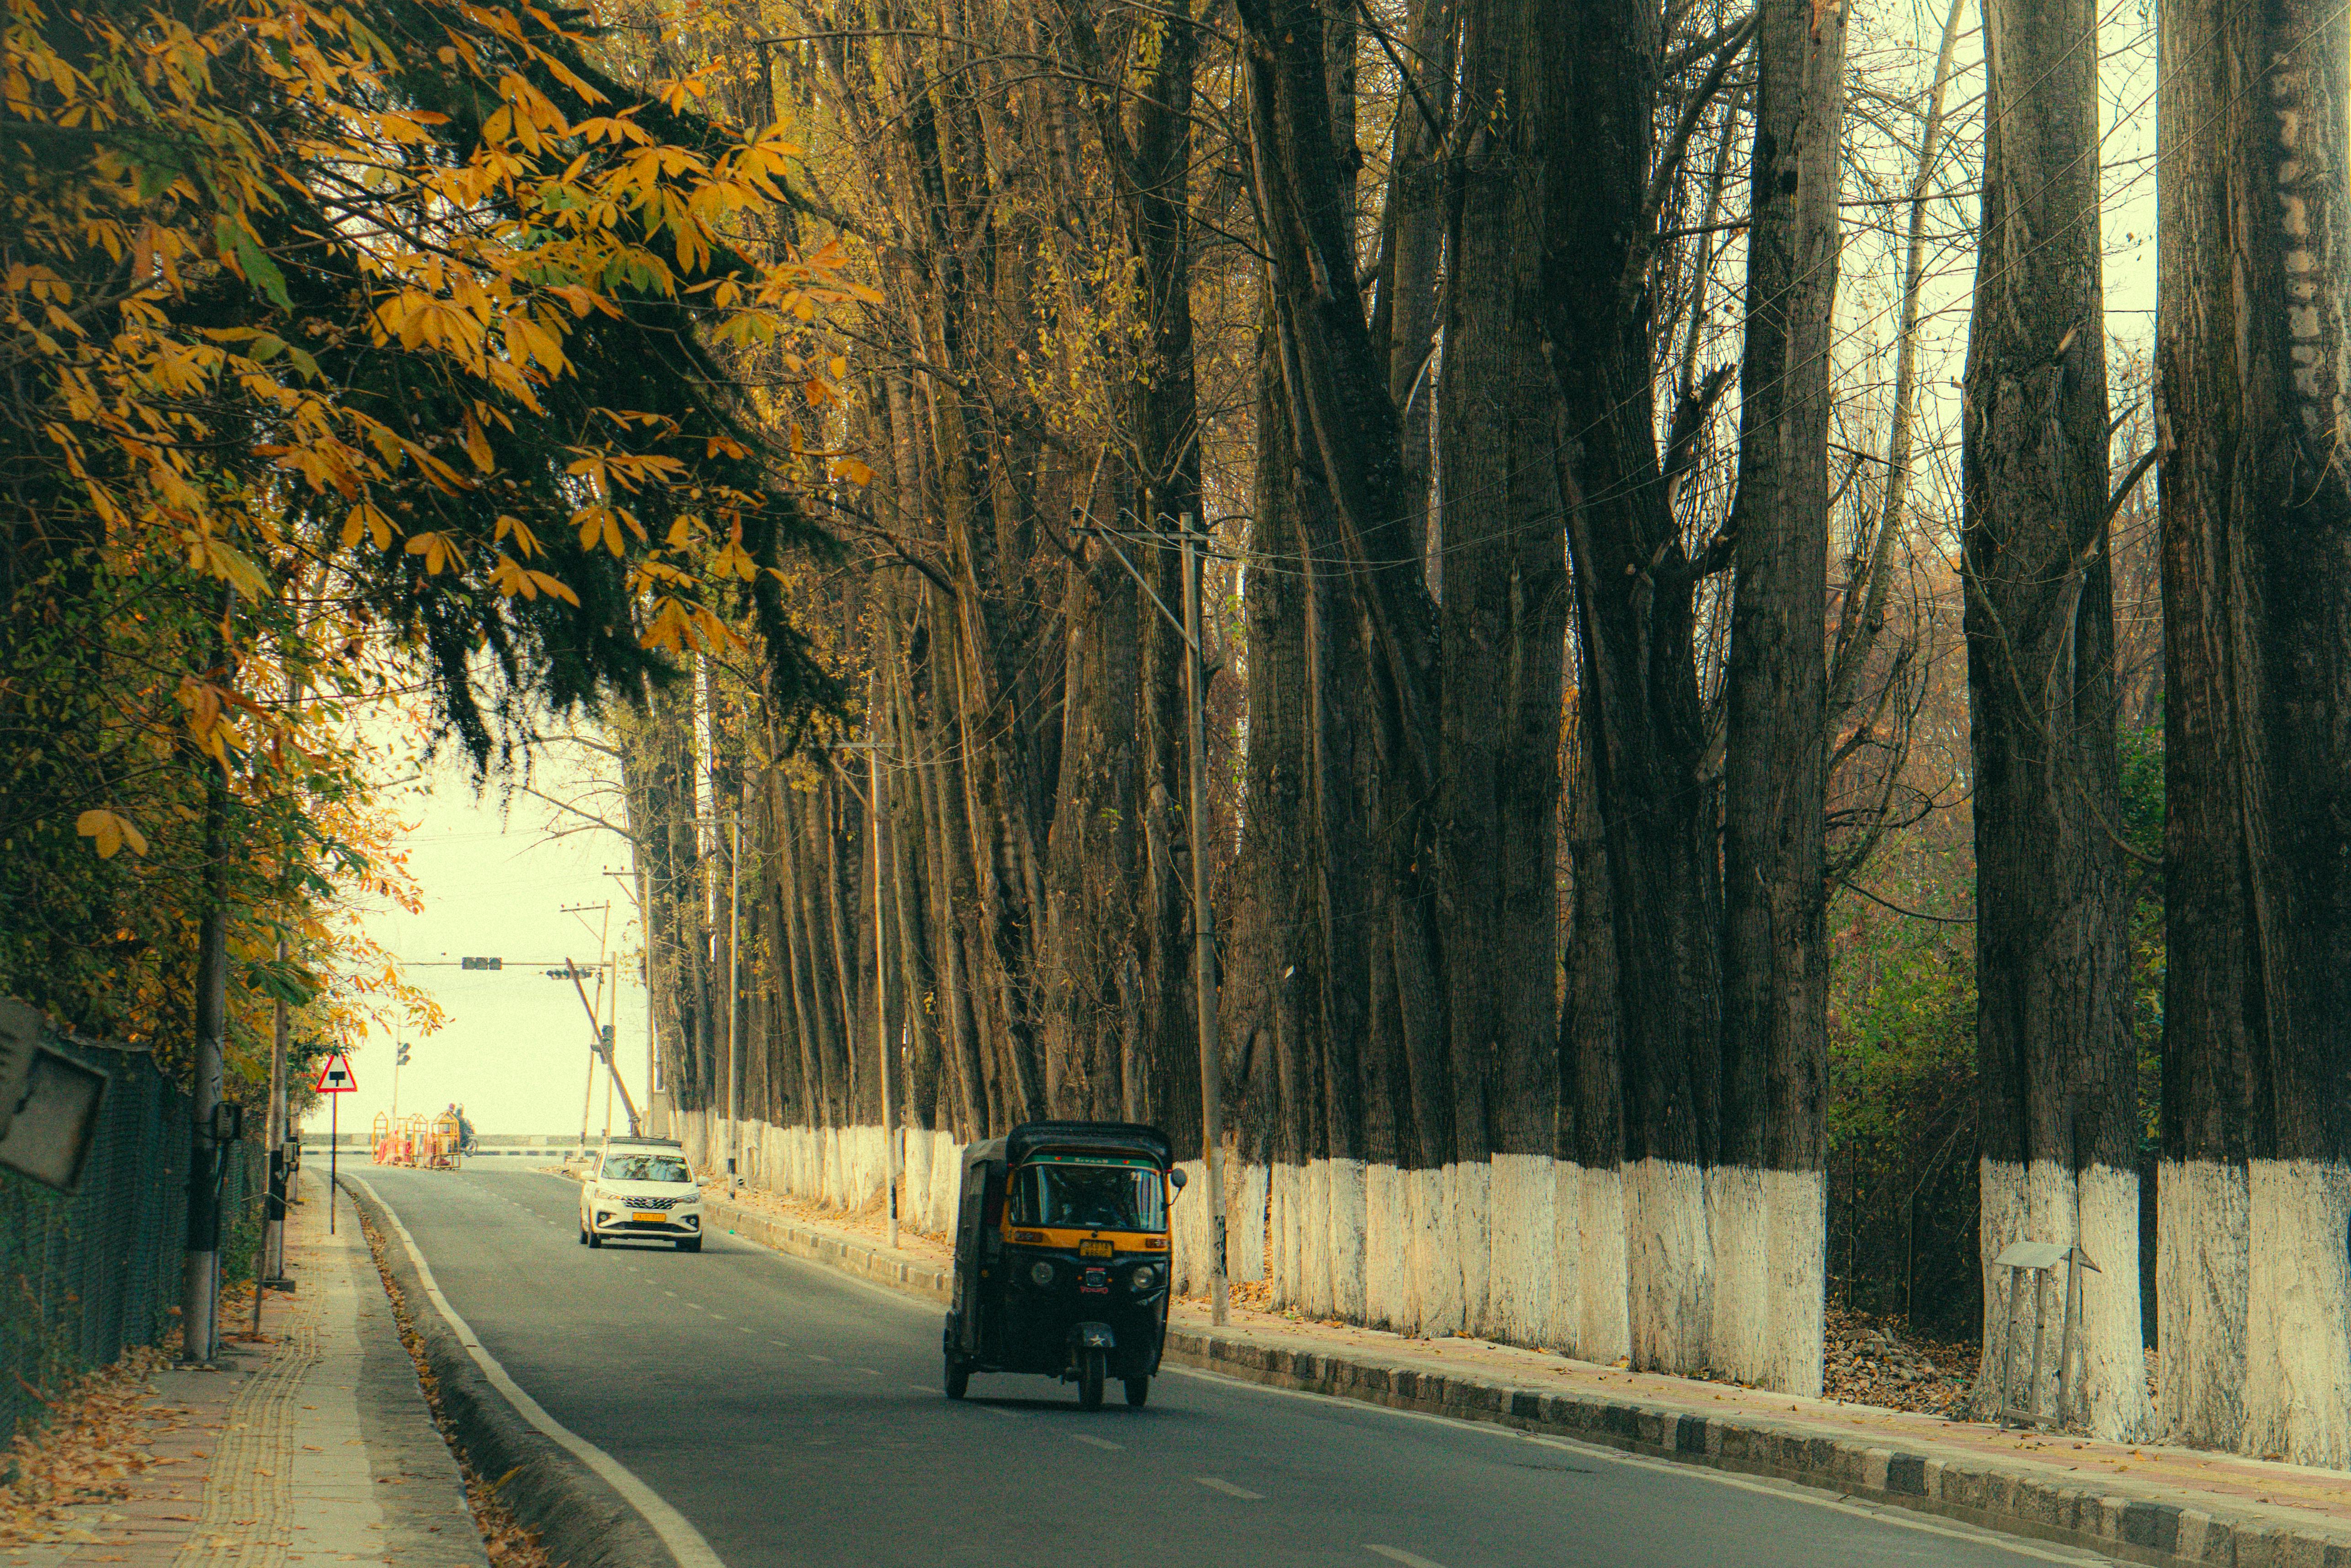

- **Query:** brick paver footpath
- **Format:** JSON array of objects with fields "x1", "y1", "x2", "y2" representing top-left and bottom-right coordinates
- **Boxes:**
[{"x1": 4, "y1": 1169, "x2": 486, "y2": 1568}]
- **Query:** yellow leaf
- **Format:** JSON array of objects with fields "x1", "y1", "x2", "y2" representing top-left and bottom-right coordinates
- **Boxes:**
[
  {"x1": 829, "y1": 456, "x2": 877, "y2": 487},
  {"x1": 76, "y1": 809, "x2": 146, "y2": 859}
]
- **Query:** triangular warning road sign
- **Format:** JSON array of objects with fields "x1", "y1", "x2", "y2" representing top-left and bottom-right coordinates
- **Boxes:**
[{"x1": 314, "y1": 1052, "x2": 358, "y2": 1094}]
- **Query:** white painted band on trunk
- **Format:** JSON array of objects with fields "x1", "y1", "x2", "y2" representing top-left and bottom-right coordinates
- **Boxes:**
[
  {"x1": 1303, "y1": 1159, "x2": 1335, "y2": 1318},
  {"x1": 2073, "y1": 1162, "x2": 2153, "y2": 1441},
  {"x1": 351, "y1": 1176, "x2": 727, "y2": 1568},
  {"x1": 1329, "y1": 1158, "x2": 1368, "y2": 1321},
  {"x1": 1624, "y1": 1157, "x2": 1710, "y2": 1373},
  {"x1": 1364, "y1": 1163, "x2": 1405, "y2": 1332},
  {"x1": 1488, "y1": 1153, "x2": 1551, "y2": 1348},
  {"x1": 1579, "y1": 1164, "x2": 1630, "y2": 1366},
  {"x1": 2158, "y1": 1158, "x2": 2248, "y2": 1448},
  {"x1": 2242, "y1": 1158, "x2": 2351, "y2": 1467},
  {"x1": 1544, "y1": 1160, "x2": 1584, "y2": 1355},
  {"x1": 1707, "y1": 1164, "x2": 1767, "y2": 1384},
  {"x1": 1761, "y1": 1166, "x2": 1826, "y2": 1398}
]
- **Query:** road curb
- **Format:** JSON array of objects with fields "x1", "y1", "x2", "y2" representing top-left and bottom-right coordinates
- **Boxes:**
[
  {"x1": 1157, "y1": 1329, "x2": 2351, "y2": 1568},
  {"x1": 678, "y1": 1178, "x2": 2351, "y2": 1568},
  {"x1": 705, "y1": 1192, "x2": 952, "y2": 1302},
  {"x1": 340, "y1": 1174, "x2": 696, "y2": 1568}
]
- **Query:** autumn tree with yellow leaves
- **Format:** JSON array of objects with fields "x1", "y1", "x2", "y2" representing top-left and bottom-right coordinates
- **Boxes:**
[{"x1": 0, "y1": 0, "x2": 864, "y2": 1067}]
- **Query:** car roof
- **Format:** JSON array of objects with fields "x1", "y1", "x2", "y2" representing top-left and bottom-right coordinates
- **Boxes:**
[{"x1": 601, "y1": 1136, "x2": 683, "y2": 1148}]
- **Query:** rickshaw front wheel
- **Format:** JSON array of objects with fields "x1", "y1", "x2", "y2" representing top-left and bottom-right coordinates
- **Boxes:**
[
  {"x1": 1078, "y1": 1349, "x2": 1106, "y2": 1410},
  {"x1": 944, "y1": 1354, "x2": 969, "y2": 1400},
  {"x1": 1123, "y1": 1376, "x2": 1149, "y2": 1408}
]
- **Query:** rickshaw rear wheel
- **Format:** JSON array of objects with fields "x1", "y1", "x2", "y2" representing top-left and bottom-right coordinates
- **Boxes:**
[
  {"x1": 944, "y1": 1354, "x2": 969, "y2": 1400},
  {"x1": 1123, "y1": 1376, "x2": 1149, "y2": 1408},
  {"x1": 1078, "y1": 1349, "x2": 1106, "y2": 1410}
]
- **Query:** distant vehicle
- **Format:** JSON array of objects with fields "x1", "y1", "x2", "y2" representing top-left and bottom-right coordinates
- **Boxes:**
[
  {"x1": 578, "y1": 1136, "x2": 703, "y2": 1252},
  {"x1": 942, "y1": 1121, "x2": 1183, "y2": 1410}
]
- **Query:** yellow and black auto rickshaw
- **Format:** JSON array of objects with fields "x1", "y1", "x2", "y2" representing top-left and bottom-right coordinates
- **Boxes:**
[{"x1": 942, "y1": 1120, "x2": 1186, "y2": 1409}]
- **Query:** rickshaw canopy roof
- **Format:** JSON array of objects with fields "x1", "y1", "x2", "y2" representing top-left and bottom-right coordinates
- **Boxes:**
[{"x1": 1004, "y1": 1121, "x2": 1172, "y2": 1169}]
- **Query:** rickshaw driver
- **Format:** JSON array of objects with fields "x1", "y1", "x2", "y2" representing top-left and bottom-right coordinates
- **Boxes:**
[{"x1": 1014, "y1": 1162, "x2": 1160, "y2": 1231}]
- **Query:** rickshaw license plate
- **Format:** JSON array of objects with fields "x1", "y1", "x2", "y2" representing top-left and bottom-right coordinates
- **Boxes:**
[{"x1": 1079, "y1": 1239, "x2": 1114, "y2": 1258}]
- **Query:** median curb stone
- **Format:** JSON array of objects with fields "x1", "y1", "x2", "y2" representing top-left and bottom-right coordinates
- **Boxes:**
[
  {"x1": 672, "y1": 1176, "x2": 2351, "y2": 1568},
  {"x1": 340, "y1": 1174, "x2": 680, "y2": 1568}
]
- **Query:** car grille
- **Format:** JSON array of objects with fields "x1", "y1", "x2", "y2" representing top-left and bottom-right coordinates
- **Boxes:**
[{"x1": 624, "y1": 1196, "x2": 686, "y2": 1211}]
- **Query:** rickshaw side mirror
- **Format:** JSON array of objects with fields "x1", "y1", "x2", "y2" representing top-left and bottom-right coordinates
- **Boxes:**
[{"x1": 1168, "y1": 1168, "x2": 1188, "y2": 1193}]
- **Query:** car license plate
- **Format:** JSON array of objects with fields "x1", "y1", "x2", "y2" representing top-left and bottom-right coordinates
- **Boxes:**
[
  {"x1": 630, "y1": 1215, "x2": 665, "y2": 1226},
  {"x1": 1080, "y1": 1239, "x2": 1113, "y2": 1258}
]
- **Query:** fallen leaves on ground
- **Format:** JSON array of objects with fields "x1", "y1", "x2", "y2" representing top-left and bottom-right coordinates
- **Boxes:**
[
  {"x1": 1815, "y1": 1307, "x2": 1979, "y2": 1414},
  {"x1": 353, "y1": 1210, "x2": 549, "y2": 1568},
  {"x1": 0, "y1": 1347, "x2": 172, "y2": 1546}
]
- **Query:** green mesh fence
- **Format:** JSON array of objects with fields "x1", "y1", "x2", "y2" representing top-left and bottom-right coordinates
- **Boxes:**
[{"x1": 0, "y1": 1036, "x2": 262, "y2": 1446}]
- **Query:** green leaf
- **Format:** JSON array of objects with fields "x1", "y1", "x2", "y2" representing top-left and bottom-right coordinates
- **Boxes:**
[{"x1": 216, "y1": 216, "x2": 292, "y2": 310}]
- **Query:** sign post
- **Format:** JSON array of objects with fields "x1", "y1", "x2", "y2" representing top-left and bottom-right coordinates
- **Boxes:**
[{"x1": 314, "y1": 1052, "x2": 357, "y2": 1232}]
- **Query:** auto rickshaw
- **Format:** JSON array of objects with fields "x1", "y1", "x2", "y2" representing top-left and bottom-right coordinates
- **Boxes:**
[{"x1": 942, "y1": 1120, "x2": 1187, "y2": 1409}]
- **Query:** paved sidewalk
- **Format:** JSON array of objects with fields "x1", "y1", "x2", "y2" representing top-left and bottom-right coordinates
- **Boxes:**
[{"x1": 4, "y1": 1169, "x2": 486, "y2": 1568}]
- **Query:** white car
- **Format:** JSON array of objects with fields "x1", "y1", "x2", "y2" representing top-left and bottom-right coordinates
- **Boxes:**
[{"x1": 578, "y1": 1139, "x2": 705, "y2": 1252}]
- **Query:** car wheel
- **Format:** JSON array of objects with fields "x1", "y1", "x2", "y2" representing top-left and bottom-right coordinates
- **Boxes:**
[
  {"x1": 678, "y1": 1237, "x2": 702, "y2": 1253},
  {"x1": 577, "y1": 1227, "x2": 587, "y2": 1245},
  {"x1": 945, "y1": 1354, "x2": 969, "y2": 1401},
  {"x1": 587, "y1": 1229, "x2": 603, "y2": 1249},
  {"x1": 1078, "y1": 1348, "x2": 1105, "y2": 1411},
  {"x1": 1123, "y1": 1376, "x2": 1149, "y2": 1408}
]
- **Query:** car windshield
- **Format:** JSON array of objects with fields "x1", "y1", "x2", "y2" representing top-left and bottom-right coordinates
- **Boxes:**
[
  {"x1": 1006, "y1": 1161, "x2": 1164, "y2": 1231},
  {"x1": 602, "y1": 1154, "x2": 691, "y2": 1184}
]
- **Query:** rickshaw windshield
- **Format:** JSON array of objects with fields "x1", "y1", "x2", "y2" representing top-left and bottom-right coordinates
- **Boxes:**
[{"x1": 1005, "y1": 1160, "x2": 1165, "y2": 1232}]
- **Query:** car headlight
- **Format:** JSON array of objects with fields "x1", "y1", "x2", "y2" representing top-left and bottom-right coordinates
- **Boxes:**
[
  {"x1": 1130, "y1": 1264, "x2": 1159, "y2": 1292},
  {"x1": 595, "y1": 1211, "x2": 613, "y2": 1223},
  {"x1": 1028, "y1": 1260, "x2": 1055, "y2": 1286}
]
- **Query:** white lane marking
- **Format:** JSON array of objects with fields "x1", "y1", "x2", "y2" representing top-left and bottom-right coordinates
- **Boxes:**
[
  {"x1": 808, "y1": 1354, "x2": 833, "y2": 1364},
  {"x1": 707, "y1": 1314, "x2": 726, "y2": 1321},
  {"x1": 854, "y1": 1368, "x2": 880, "y2": 1377},
  {"x1": 768, "y1": 1339, "x2": 790, "y2": 1348},
  {"x1": 664, "y1": 1291, "x2": 678, "y2": 1299},
  {"x1": 1512, "y1": 1435, "x2": 2107, "y2": 1564},
  {"x1": 738, "y1": 1328, "x2": 755, "y2": 1335},
  {"x1": 980, "y1": 1406, "x2": 1027, "y2": 1420},
  {"x1": 1071, "y1": 1434, "x2": 1122, "y2": 1451},
  {"x1": 1367, "y1": 1549, "x2": 1447, "y2": 1568},
  {"x1": 1195, "y1": 1477, "x2": 1264, "y2": 1500},
  {"x1": 348, "y1": 1175, "x2": 728, "y2": 1568},
  {"x1": 1167, "y1": 1366, "x2": 2106, "y2": 1566},
  {"x1": 909, "y1": 1384, "x2": 941, "y2": 1394}
]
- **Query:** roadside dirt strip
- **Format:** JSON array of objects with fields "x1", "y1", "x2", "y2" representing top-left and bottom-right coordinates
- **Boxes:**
[
  {"x1": 677, "y1": 1182, "x2": 2351, "y2": 1568},
  {"x1": 340, "y1": 1175, "x2": 722, "y2": 1568}
]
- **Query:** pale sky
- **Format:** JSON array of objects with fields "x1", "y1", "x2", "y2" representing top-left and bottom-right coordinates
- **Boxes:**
[{"x1": 307, "y1": 739, "x2": 655, "y2": 1141}]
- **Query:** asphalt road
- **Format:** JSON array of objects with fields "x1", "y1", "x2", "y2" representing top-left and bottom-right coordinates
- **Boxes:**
[{"x1": 353, "y1": 1166, "x2": 2112, "y2": 1568}]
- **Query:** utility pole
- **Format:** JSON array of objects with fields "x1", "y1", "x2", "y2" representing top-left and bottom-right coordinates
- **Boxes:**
[
  {"x1": 181, "y1": 624, "x2": 232, "y2": 1366},
  {"x1": 260, "y1": 935, "x2": 289, "y2": 1307},
  {"x1": 1180, "y1": 514, "x2": 1229, "y2": 1326}
]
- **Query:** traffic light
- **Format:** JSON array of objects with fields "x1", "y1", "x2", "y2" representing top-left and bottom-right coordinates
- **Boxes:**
[
  {"x1": 459, "y1": 956, "x2": 502, "y2": 971},
  {"x1": 395, "y1": 1042, "x2": 411, "y2": 1066}
]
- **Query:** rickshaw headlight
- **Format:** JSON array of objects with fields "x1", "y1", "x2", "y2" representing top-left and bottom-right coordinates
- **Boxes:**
[
  {"x1": 1130, "y1": 1264, "x2": 1159, "y2": 1292},
  {"x1": 1028, "y1": 1260, "x2": 1055, "y2": 1287}
]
